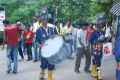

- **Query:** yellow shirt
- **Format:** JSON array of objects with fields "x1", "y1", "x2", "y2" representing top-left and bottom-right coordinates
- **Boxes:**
[{"x1": 64, "y1": 25, "x2": 73, "y2": 33}]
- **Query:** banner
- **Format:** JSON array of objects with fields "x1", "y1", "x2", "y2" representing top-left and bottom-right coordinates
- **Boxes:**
[
  {"x1": 103, "y1": 42, "x2": 113, "y2": 59},
  {"x1": 0, "y1": 11, "x2": 5, "y2": 24}
]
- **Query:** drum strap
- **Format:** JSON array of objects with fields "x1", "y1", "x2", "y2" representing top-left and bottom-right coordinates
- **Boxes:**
[{"x1": 56, "y1": 26, "x2": 62, "y2": 35}]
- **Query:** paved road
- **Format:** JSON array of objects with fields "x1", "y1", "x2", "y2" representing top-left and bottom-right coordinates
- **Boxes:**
[{"x1": 0, "y1": 48, "x2": 116, "y2": 80}]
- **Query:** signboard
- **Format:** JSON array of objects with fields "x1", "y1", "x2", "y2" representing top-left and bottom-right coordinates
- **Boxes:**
[
  {"x1": 103, "y1": 43, "x2": 112, "y2": 59},
  {"x1": 96, "y1": 12, "x2": 105, "y2": 23},
  {"x1": 0, "y1": 11, "x2": 5, "y2": 24}
]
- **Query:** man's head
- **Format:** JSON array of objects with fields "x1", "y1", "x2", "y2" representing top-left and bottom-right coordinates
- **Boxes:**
[
  {"x1": 25, "y1": 24, "x2": 31, "y2": 30},
  {"x1": 107, "y1": 20, "x2": 112, "y2": 27},
  {"x1": 55, "y1": 19, "x2": 60, "y2": 27},
  {"x1": 40, "y1": 14, "x2": 48, "y2": 27},
  {"x1": 3, "y1": 20, "x2": 10, "y2": 27},
  {"x1": 78, "y1": 22, "x2": 82, "y2": 29},
  {"x1": 33, "y1": 19, "x2": 37, "y2": 23},
  {"x1": 89, "y1": 23, "x2": 93, "y2": 29},
  {"x1": 67, "y1": 20, "x2": 71, "y2": 27},
  {"x1": 81, "y1": 22, "x2": 88, "y2": 30},
  {"x1": 15, "y1": 20, "x2": 22, "y2": 27},
  {"x1": 95, "y1": 23, "x2": 103, "y2": 30}
]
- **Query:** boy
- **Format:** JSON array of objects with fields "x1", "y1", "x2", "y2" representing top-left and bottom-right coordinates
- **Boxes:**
[
  {"x1": 23, "y1": 24, "x2": 34, "y2": 61},
  {"x1": 89, "y1": 23, "x2": 105, "y2": 80}
]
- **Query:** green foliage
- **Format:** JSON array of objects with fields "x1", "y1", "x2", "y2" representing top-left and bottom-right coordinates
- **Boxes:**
[{"x1": 1, "y1": 0, "x2": 114, "y2": 23}]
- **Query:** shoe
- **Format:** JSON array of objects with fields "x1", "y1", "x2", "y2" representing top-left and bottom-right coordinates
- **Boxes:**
[
  {"x1": 116, "y1": 69, "x2": 120, "y2": 80},
  {"x1": 22, "y1": 57, "x2": 24, "y2": 60},
  {"x1": 40, "y1": 78, "x2": 45, "y2": 80},
  {"x1": 97, "y1": 67, "x2": 102, "y2": 80},
  {"x1": 7, "y1": 69, "x2": 12, "y2": 73},
  {"x1": 19, "y1": 58, "x2": 24, "y2": 61},
  {"x1": 40, "y1": 69, "x2": 45, "y2": 80},
  {"x1": 30, "y1": 58, "x2": 33, "y2": 60},
  {"x1": 48, "y1": 70, "x2": 53, "y2": 80},
  {"x1": 68, "y1": 57, "x2": 74, "y2": 60},
  {"x1": 12, "y1": 70, "x2": 17, "y2": 74},
  {"x1": 91, "y1": 65, "x2": 97, "y2": 78},
  {"x1": 75, "y1": 70, "x2": 80, "y2": 74},
  {"x1": 27, "y1": 59, "x2": 30, "y2": 61},
  {"x1": 84, "y1": 69, "x2": 91, "y2": 73},
  {"x1": 33, "y1": 60, "x2": 38, "y2": 63}
]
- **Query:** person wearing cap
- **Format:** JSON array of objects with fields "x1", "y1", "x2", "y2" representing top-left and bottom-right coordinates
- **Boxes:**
[
  {"x1": 36, "y1": 13, "x2": 55, "y2": 80},
  {"x1": 23, "y1": 24, "x2": 34, "y2": 61},
  {"x1": 74, "y1": 22, "x2": 91, "y2": 74},
  {"x1": 2, "y1": 20, "x2": 23, "y2": 74},
  {"x1": 89, "y1": 23, "x2": 105, "y2": 80}
]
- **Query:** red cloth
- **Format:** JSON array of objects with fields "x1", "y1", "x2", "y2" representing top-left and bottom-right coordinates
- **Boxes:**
[
  {"x1": 86, "y1": 27, "x2": 94, "y2": 41},
  {"x1": 23, "y1": 30, "x2": 34, "y2": 43},
  {"x1": 3, "y1": 25, "x2": 22, "y2": 45}
]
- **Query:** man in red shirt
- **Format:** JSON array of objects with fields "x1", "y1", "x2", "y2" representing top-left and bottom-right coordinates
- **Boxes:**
[
  {"x1": 86, "y1": 23, "x2": 94, "y2": 41},
  {"x1": 86, "y1": 23, "x2": 94, "y2": 54},
  {"x1": 3, "y1": 20, "x2": 23, "y2": 74},
  {"x1": 23, "y1": 24, "x2": 34, "y2": 61}
]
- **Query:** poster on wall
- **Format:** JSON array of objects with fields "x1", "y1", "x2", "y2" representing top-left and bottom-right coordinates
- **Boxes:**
[
  {"x1": 0, "y1": 11, "x2": 5, "y2": 24},
  {"x1": 103, "y1": 42, "x2": 113, "y2": 59}
]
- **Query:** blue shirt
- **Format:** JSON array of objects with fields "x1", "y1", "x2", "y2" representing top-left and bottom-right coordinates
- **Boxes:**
[
  {"x1": 36, "y1": 26, "x2": 55, "y2": 44},
  {"x1": 89, "y1": 29, "x2": 103, "y2": 44}
]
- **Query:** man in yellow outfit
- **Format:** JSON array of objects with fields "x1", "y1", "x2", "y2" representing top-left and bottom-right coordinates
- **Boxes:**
[{"x1": 64, "y1": 19, "x2": 74, "y2": 59}]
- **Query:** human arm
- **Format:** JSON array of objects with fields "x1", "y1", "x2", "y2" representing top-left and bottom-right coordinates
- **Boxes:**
[
  {"x1": 36, "y1": 28, "x2": 43, "y2": 48},
  {"x1": 2, "y1": 29, "x2": 7, "y2": 50},
  {"x1": 77, "y1": 30, "x2": 87, "y2": 49}
]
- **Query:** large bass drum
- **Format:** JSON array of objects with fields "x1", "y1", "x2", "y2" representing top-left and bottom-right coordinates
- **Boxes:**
[{"x1": 41, "y1": 36, "x2": 70, "y2": 65}]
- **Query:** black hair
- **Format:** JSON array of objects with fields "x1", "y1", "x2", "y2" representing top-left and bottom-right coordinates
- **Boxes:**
[
  {"x1": 67, "y1": 18, "x2": 71, "y2": 23},
  {"x1": 81, "y1": 22, "x2": 89, "y2": 27},
  {"x1": 26, "y1": 24, "x2": 31, "y2": 28},
  {"x1": 16, "y1": 20, "x2": 21, "y2": 23},
  {"x1": 54, "y1": 19, "x2": 60, "y2": 25},
  {"x1": 89, "y1": 23, "x2": 93, "y2": 26},
  {"x1": 48, "y1": 18, "x2": 54, "y2": 24},
  {"x1": 3, "y1": 20, "x2": 9, "y2": 24}
]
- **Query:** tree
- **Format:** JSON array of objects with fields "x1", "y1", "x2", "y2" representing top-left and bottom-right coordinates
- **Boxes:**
[{"x1": 1, "y1": 0, "x2": 116, "y2": 23}]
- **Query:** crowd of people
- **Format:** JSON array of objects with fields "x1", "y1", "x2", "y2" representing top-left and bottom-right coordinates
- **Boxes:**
[{"x1": 2, "y1": 14, "x2": 114, "y2": 80}]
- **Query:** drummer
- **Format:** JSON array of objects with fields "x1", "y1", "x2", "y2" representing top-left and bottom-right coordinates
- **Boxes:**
[
  {"x1": 64, "y1": 19, "x2": 74, "y2": 59},
  {"x1": 36, "y1": 13, "x2": 55, "y2": 80}
]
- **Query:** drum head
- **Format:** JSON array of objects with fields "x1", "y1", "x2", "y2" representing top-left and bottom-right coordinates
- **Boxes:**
[{"x1": 41, "y1": 36, "x2": 63, "y2": 58}]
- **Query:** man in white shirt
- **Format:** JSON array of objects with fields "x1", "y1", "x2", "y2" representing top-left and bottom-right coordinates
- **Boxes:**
[
  {"x1": 75, "y1": 23, "x2": 91, "y2": 73},
  {"x1": 33, "y1": 19, "x2": 41, "y2": 62},
  {"x1": 104, "y1": 21, "x2": 113, "y2": 42}
]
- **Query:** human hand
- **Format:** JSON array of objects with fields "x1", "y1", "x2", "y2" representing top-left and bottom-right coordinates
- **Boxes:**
[
  {"x1": 84, "y1": 47, "x2": 87, "y2": 50},
  {"x1": 50, "y1": 35, "x2": 55, "y2": 39},
  {"x1": 2, "y1": 45, "x2": 4, "y2": 51},
  {"x1": 37, "y1": 43, "x2": 42, "y2": 48}
]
